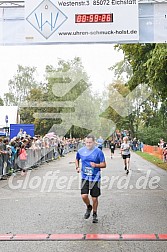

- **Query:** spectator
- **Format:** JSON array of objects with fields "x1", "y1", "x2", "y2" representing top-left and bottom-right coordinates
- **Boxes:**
[
  {"x1": 2, "y1": 138, "x2": 11, "y2": 177},
  {"x1": 18, "y1": 144, "x2": 27, "y2": 173},
  {"x1": 17, "y1": 128, "x2": 23, "y2": 138},
  {"x1": 96, "y1": 136, "x2": 104, "y2": 150},
  {"x1": 163, "y1": 146, "x2": 167, "y2": 162},
  {"x1": 0, "y1": 138, "x2": 6, "y2": 180},
  {"x1": 137, "y1": 139, "x2": 141, "y2": 151},
  {"x1": 132, "y1": 138, "x2": 137, "y2": 151},
  {"x1": 140, "y1": 141, "x2": 144, "y2": 152},
  {"x1": 158, "y1": 139, "x2": 165, "y2": 149}
]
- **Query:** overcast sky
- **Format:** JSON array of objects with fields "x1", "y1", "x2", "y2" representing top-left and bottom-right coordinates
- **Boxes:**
[{"x1": 0, "y1": 44, "x2": 124, "y2": 98}]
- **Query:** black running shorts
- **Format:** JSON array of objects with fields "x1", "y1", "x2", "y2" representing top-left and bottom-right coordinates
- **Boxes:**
[
  {"x1": 81, "y1": 179, "x2": 101, "y2": 197},
  {"x1": 122, "y1": 154, "x2": 130, "y2": 159}
]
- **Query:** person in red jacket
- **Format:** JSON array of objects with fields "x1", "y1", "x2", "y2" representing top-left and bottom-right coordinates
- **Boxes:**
[{"x1": 19, "y1": 144, "x2": 27, "y2": 173}]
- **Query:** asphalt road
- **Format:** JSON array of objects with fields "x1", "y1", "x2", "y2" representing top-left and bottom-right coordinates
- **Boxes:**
[{"x1": 0, "y1": 148, "x2": 166, "y2": 252}]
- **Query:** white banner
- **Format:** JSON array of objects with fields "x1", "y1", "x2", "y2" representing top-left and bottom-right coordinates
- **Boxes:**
[
  {"x1": 154, "y1": 3, "x2": 167, "y2": 42},
  {"x1": 25, "y1": 0, "x2": 139, "y2": 43}
]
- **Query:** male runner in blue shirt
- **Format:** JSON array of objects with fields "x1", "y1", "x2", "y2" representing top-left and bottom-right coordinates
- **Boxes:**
[{"x1": 75, "y1": 135, "x2": 106, "y2": 223}]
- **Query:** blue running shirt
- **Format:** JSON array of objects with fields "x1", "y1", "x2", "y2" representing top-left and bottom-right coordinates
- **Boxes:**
[
  {"x1": 76, "y1": 146, "x2": 105, "y2": 181},
  {"x1": 97, "y1": 138, "x2": 104, "y2": 148}
]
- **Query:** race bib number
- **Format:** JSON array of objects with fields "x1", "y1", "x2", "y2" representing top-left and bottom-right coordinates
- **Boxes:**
[{"x1": 84, "y1": 166, "x2": 93, "y2": 176}]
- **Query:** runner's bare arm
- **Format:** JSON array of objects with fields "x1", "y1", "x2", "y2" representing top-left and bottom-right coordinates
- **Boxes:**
[
  {"x1": 75, "y1": 159, "x2": 80, "y2": 172},
  {"x1": 90, "y1": 162, "x2": 106, "y2": 168}
]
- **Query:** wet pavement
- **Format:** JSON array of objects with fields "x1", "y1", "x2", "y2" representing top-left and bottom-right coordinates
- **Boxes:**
[{"x1": 0, "y1": 148, "x2": 166, "y2": 251}]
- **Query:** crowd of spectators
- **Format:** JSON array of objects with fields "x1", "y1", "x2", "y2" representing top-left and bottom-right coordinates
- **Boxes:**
[{"x1": 0, "y1": 130, "x2": 85, "y2": 180}]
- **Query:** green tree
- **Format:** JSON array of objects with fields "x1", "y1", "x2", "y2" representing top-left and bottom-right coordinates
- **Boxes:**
[
  {"x1": 4, "y1": 65, "x2": 39, "y2": 105},
  {"x1": 115, "y1": 44, "x2": 167, "y2": 100},
  {"x1": 20, "y1": 87, "x2": 47, "y2": 135},
  {"x1": 146, "y1": 44, "x2": 167, "y2": 100},
  {"x1": 109, "y1": 59, "x2": 132, "y2": 81},
  {"x1": 137, "y1": 127, "x2": 167, "y2": 145},
  {"x1": 108, "y1": 44, "x2": 167, "y2": 143},
  {"x1": 20, "y1": 58, "x2": 103, "y2": 137},
  {"x1": 44, "y1": 57, "x2": 104, "y2": 138},
  {"x1": 157, "y1": 100, "x2": 167, "y2": 129},
  {"x1": 0, "y1": 97, "x2": 4, "y2": 106},
  {"x1": 101, "y1": 79, "x2": 137, "y2": 137}
]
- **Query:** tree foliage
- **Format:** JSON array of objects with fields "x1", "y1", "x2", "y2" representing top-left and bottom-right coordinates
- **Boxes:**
[
  {"x1": 20, "y1": 58, "x2": 103, "y2": 137},
  {"x1": 108, "y1": 44, "x2": 167, "y2": 143},
  {"x1": 115, "y1": 43, "x2": 167, "y2": 99},
  {"x1": 0, "y1": 97, "x2": 4, "y2": 106},
  {"x1": 137, "y1": 127, "x2": 167, "y2": 146},
  {"x1": 4, "y1": 65, "x2": 39, "y2": 105}
]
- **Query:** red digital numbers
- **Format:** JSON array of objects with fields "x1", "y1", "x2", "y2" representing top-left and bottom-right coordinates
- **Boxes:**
[{"x1": 75, "y1": 14, "x2": 113, "y2": 23}]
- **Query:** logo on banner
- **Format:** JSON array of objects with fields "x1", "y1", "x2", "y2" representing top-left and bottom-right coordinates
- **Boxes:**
[{"x1": 26, "y1": 0, "x2": 68, "y2": 39}]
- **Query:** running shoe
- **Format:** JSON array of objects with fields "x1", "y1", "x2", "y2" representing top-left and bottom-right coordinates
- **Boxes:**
[
  {"x1": 84, "y1": 205, "x2": 92, "y2": 219},
  {"x1": 126, "y1": 169, "x2": 129, "y2": 175},
  {"x1": 125, "y1": 166, "x2": 127, "y2": 170},
  {"x1": 92, "y1": 213, "x2": 98, "y2": 223}
]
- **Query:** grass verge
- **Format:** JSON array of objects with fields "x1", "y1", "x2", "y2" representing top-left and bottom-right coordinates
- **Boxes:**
[{"x1": 135, "y1": 151, "x2": 167, "y2": 171}]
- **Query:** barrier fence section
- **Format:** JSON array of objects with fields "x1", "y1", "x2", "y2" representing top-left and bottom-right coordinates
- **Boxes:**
[
  {"x1": 24, "y1": 146, "x2": 57, "y2": 169},
  {"x1": 0, "y1": 142, "x2": 80, "y2": 178},
  {"x1": 0, "y1": 147, "x2": 56, "y2": 177},
  {"x1": 143, "y1": 145, "x2": 164, "y2": 160}
]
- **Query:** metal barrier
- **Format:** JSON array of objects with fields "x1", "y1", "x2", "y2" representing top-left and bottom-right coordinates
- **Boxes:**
[
  {"x1": 0, "y1": 151, "x2": 11, "y2": 178},
  {"x1": 23, "y1": 147, "x2": 56, "y2": 170},
  {"x1": 0, "y1": 142, "x2": 80, "y2": 179},
  {"x1": 0, "y1": 146, "x2": 58, "y2": 178}
]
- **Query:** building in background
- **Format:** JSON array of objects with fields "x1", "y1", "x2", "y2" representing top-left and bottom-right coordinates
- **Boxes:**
[{"x1": 0, "y1": 106, "x2": 20, "y2": 136}]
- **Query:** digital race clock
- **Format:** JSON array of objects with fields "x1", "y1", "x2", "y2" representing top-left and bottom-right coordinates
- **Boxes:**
[{"x1": 75, "y1": 14, "x2": 113, "y2": 23}]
